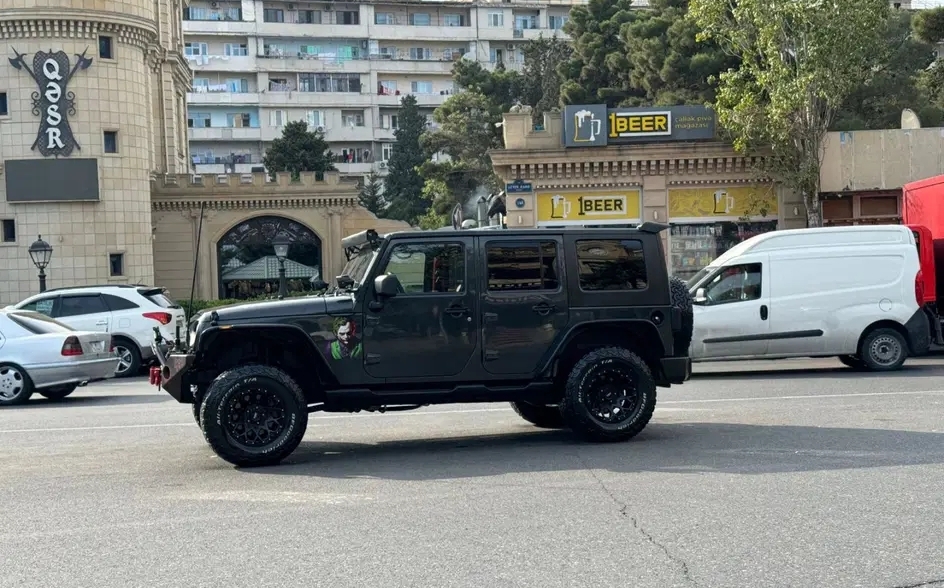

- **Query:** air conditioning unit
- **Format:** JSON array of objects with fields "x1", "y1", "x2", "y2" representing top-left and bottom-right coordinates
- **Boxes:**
[
  {"x1": 506, "y1": 43, "x2": 514, "y2": 49},
  {"x1": 210, "y1": 1, "x2": 218, "y2": 7},
  {"x1": 316, "y1": 125, "x2": 326, "y2": 132},
  {"x1": 379, "y1": 162, "x2": 387, "y2": 168}
]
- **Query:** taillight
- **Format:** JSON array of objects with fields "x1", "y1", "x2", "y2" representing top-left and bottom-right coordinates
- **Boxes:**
[
  {"x1": 61, "y1": 336, "x2": 83, "y2": 356},
  {"x1": 916, "y1": 269, "x2": 925, "y2": 305},
  {"x1": 143, "y1": 312, "x2": 172, "y2": 325}
]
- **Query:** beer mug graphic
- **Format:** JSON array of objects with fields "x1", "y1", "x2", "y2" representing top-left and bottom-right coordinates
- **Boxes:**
[
  {"x1": 573, "y1": 110, "x2": 602, "y2": 143},
  {"x1": 713, "y1": 190, "x2": 736, "y2": 214},
  {"x1": 550, "y1": 194, "x2": 572, "y2": 219}
]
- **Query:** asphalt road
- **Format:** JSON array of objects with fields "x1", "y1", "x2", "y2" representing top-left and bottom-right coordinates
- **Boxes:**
[{"x1": 1, "y1": 358, "x2": 944, "y2": 588}]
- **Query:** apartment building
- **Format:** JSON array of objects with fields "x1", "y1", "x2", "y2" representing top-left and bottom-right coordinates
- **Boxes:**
[{"x1": 182, "y1": 0, "x2": 580, "y2": 179}]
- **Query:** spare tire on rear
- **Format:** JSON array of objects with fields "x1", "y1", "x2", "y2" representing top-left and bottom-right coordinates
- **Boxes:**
[{"x1": 669, "y1": 276, "x2": 694, "y2": 356}]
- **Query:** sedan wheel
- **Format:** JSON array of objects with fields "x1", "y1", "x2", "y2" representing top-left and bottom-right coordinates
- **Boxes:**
[
  {"x1": 0, "y1": 364, "x2": 33, "y2": 406},
  {"x1": 113, "y1": 343, "x2": 141, "y2": 378}
]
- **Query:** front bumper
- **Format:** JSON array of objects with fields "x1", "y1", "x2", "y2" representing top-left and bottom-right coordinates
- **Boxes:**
[
  {"x1": 661, "y1": 356, "x2": 692, "y2": 385},
  {"x1": 151, "y1": 338, "x2": 195, "y2": 403}
]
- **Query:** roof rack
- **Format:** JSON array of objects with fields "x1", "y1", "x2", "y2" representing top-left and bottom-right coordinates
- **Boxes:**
[{"x1": 40, "y1": 284, "x2": 156, "y2": 294}]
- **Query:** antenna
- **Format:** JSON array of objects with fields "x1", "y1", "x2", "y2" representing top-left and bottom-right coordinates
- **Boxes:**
[{"x1": 187, "y1": 201, "x2": 207, "y2": 324}]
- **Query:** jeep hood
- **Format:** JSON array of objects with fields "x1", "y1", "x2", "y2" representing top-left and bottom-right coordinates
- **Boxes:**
[{"x1": 197, "y1": 295, "x2": 355, "y2": 323}]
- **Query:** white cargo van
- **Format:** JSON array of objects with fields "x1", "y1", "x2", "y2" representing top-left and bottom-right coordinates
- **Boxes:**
[{"x1": 686, "y1": 225, "x2": 931, "y2": 371}]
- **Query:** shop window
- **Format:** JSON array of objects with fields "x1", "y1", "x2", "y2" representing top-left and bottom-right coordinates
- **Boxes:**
[
  {"x1": 575, "y1": 239, "x2": 647, "y2": 291},
  {"x1": 486, "y1": 242, "x2": 559, "y2": 291},
  {"x1": 698, "y1": 263, "x2": 763, "y2": 305},
  {"x1": 670, "y1": 221, "x2": 778, "y2": 281},
  {"x1": 380, "y1": 243, "x2": 465, "y2": 294}
]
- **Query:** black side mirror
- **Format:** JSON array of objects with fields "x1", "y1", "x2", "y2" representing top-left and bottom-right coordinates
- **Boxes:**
[
  {"x1": 374, "y1": 274, "x2": 401, "y2": 298},
  {"x1": 336, "y1": 274, "x2": 355, "y2": 289}
]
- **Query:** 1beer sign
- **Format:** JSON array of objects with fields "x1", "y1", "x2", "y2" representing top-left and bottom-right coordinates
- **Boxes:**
[
  {"x1": 608, "y1": 111, "x2": 671, "y2": 138},
  {"x1": 9, "y1": 48, "x2": 93, "y2": 158},
  {"x1": 536, "y1": 190, "x2": 642, "y2": 226}
]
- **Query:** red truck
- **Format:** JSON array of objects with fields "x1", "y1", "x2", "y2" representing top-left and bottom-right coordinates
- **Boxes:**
[{"x1": 902, "y1": 174, "x2": 944, "y2": 345}]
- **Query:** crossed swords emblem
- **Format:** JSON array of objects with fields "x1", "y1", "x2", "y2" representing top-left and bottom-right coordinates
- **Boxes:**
[{"x1": 8, "y1": 47, "x2": 93, "y2": 157}]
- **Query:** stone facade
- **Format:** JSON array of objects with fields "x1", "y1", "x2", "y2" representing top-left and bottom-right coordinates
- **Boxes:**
[
  {"x1": 491, "y1": 111, "x2": 806, "y2": 280},
  {"x1": 0, "y1": 0, "x2": 191, "y2": 305},
  {"x1": 151, "y1": 171, "x2": 411, "y2": 301}
]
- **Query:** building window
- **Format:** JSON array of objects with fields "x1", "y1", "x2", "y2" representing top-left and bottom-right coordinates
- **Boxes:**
[
  {"x1": 444, "y1": 14, "x2": 463, "y2": 26},
  {"x1": 375, "y1": 12, "x2": 395, "y2": 24},
  {"x1": 263, "y1": 8, "x2": 284, "y2": 22},
  {"x1": 575, "y1": 239, "x2": 648, "y2": 291},
  {"x1": 378, "y1": 243, "x2": 465, "y2": 294},
  {"x1": 103, "y1": 131, "x2": 118, "y2": 153},
  {"x1": 487, "y1": 242, "x2": 559, "y2": 291},
  {"x1": 409, "y1": 47, "x2": 432, "y2": 60},
  {"x1": 1, "y1": 219, "x2": 15, "y2": 243},
  {"x1": 549, "y1": 15, "x2": 568, "y2": 29},
  {"x1": 488, "y1": 12, "x2": 504, "y2": 26},
  {"x1": 306, "y1": 110, "x2": 324, "y2": 128},
  {"x1": 223, "y1": 43, "x2": 248, "y2": 56},
  {"x1": 382, "y1": 144, "x2": 393, "y2": 161},
  {"x1": 184, "y1": 42, "x2": 208, "y2": 57},
  {"x1": 228, "y1": 112, "x2": 252, "y2": 127},
  {"x1": 188, "y1": 112, "x2": 211, "y2": 128},
  {"x1": 99, "y1": 35, "x2": 113, "y2": 59},
  {"x1": 109, "y1": 253, "x2": 124, "y2": 277},
  {"x1": 338, "y1": 10, "x2": 359, "y2": 24},
  {"x1": 225, "y1": 78, "x2": 249, "y2": 93},
  {"x1": 341, "y1": 110, "x2": 365, "y2": 127},
  {"x1": 297, "y1": 10, "x2": 321, "y2": 24},
  {"x1": 411, "y1": 81, "x2": 433, "y2": 94},
  {"x1": 0, "y1": 92, "x2": 7, "y2": 116},
  {"x1": 410, "y1": 13, "x2": 431, "y2": 25}
]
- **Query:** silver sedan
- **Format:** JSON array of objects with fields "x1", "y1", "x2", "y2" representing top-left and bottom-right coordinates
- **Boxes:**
[{"x1": 0, "y1": 310, "x2": 120, "y2": 406}]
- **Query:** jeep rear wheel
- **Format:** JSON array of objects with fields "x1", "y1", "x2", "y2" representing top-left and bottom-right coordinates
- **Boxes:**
[
  {"x1": 560, "y1": 346, "x2": 657, "y2": 442},
  {"x1": 669, "y1": 276, "x2": 694, "y2": 356},
  {"x1": 200, "y1": 365, "x2": 308, "y2": 467},
  {"x1": 510, "y1": 401, "x2": 565, "y2": 429}
]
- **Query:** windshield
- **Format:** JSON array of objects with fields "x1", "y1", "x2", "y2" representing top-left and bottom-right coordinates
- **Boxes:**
[
  {"x1": 340, "y1": 247, "x2": 378, "y2": 287},
  {"x1": 686, "y1": 266, "x2": 716, "y2": 290}
]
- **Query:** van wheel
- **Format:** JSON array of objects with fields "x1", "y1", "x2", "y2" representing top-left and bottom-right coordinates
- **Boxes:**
[
  {"x1": 838, "y1": 355, "x2": 867, "y2": 370},
  {"x1": 560, "y1": 346, "x2": 657, "y2": 442},
  {"x1": 860, "y1": 328, "x2": 908, "y2": 372}
]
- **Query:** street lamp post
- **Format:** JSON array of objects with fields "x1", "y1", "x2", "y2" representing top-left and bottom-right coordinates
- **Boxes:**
[
  {"x1": 28, "y1": 235, "x2": 54, "y2": 293},
  {"x1": 272, "y1": 235, "x2": 290, "y2": 300}
]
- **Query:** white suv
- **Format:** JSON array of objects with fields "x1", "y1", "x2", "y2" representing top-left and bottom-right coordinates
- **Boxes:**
[{"x1": 9, "y1": 285, "x2": 187, "y2": 378}]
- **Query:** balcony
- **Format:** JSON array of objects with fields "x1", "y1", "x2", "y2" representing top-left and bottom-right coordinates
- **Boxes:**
[
  {"x1": 183, "y1": 19, "x2": 256, "y2": 35},
  {"x1": 367, "y1": 52, "x2": 463, "y2": 74},
  {"x1": 370, "y1": 24, "x2": 477, "y2": 42},
  {"x1": 259, "y1": 92, "x2": 374, "y2": 108},
  {"x1": 255, "y1": 53, "x2": 371, "y2": 74},
  {"x1": 188, "y1": 127, "x2": 262, "y2": 141},
  {"x1": 334, "y1": 162, "x2": 379, "y2": 175},
  {"x1": 323, "y1": 125, "x2": 376, "y2": 143},
  {"x1": 375, "y1": 92, "x2": 450, "y2": 108},
  {"x1": 192, "y1": 162, "x2": 262, "y2": 174},
  {"x1": 187, "y1": 90, "x2": 260, "y2": 105},
  {"x1": 185, "y1": 54, "x2": 255, "y2": 73},
  {"x1": 256, "y1": 22, "x2": 369, "y2": 39}
]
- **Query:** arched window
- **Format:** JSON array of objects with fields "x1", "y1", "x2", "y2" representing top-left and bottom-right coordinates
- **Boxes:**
[{"x1": 217, "y1": 215, "x2": 322, "y2": 300}]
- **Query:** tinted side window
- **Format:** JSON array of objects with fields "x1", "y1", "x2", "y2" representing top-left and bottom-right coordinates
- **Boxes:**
[
  {"x1": 487, "y1": 242, "x2": 560, "y2": 291},
  {"x1": 102, "y1": 293, "x2": 139, "y2": 311},
  {"x1": 380, "y1": 242, "x2": 465, "y2": 294},
  {"x1": 58, "y1": 295, "x2": 109, "y2": 317},
  {"x1": 20, "y1": 297, "x2": 56, "y2": 316},
  {"x1": 702, "y1": 263, "x2": 762, "y2": 305},
  {"x1": 576, "y1": 239, "x2": 648, "y2": 291}
]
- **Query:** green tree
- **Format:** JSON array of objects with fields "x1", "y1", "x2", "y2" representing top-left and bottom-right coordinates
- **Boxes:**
[
  {"x1": 358, "y1": 171, "x2": 386, "y2": 216},
  {"x1": 914, "y1": 8, "x2": 944, "y2": 119},
  {"x1": 262, "y1": 121, "x2": 336, "y2": 180},
  {"x1": 559, "y1": 0, "x2": 642, "y2": 107},
  {"x1": 621, "y1": 0, "x2": 738, "y2": 106},
  {"x1": 520, "y1": 35, "x2": 573, "y2": 122},
  {"x1": 689, "y1": 0, "x2": 890, "y2": 227},
  {"x1": 383, "y1": 95, "x2": 429, "y2": 224},
  {"x1": 833, "y1": 9, "x2": 942, "y2": 130}
]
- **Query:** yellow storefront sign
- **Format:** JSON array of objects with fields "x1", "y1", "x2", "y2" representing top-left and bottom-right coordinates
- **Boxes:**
[
  {"x1": 536, "y1": 190, "x2": 642, "y2": 226},
  {"x1": 668, "y1": 186, "x2": 778, "y2": 221}
]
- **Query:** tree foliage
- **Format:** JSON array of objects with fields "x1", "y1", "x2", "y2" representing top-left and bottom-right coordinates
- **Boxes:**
[
  {"x1": 357, "y1": 171, "x2": 386, "y2": 216},
  {"x1": 383, "y1": 95, "x2": 429, "y2": 224},
  {"x1": 520, "y1": 36, "x2": 573, "y2": 121},
  {"x1": 559, "y1": 0, "x2": 641, "y2": 107},
  {"x1": 262, "y1": 121, "x2": 336, "y2": 179},
  {"x1": 689, "y1": 0, "x2": 890, "y2": 227}
]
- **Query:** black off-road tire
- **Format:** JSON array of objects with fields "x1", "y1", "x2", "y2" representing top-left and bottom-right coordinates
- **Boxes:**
[
  {"x1": 39, "y1": 385, "x2": 78, "y2": 400},
  {"x1": 200, "y1": 365, "x2": 309, "y2": 467},
  {"x1": 510, "y1": 401, "x2": 566, "y2": 429},
  {"x1": 192, "y1": 400, "x2": 202, "y2": 427},
  {"x1": 859, "y1": 327, "x2": 908, "y2": 372},
  {"x1": 559, "y1": 346, "x2": 657, "y2": 443},
  {"x1": 838, "y1": 355, "x2": 867, "y2": 370},
  {"x1": 669, "y1": 276, "x2": 694, "y2": 356},
  {"x1": 0, "y1": 363, "x2": 34, "y2": 406}
]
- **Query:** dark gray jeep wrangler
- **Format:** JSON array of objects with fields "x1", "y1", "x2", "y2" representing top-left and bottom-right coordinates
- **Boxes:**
[{"x1": 153, "y1": 222, "x2": 693, "y2": 467}]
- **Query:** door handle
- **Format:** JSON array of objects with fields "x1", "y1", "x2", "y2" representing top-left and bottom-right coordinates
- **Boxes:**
[
  {"x1": 445, "y1": 305, "x2": 469, "y2": 317},
  {"x1": 95, "y1": 320, "x2": 109, "y2": 326},
  {"x1": 532, "y1": 303, "x2": 555, "y2": 317},
  {"x1": 760, "y1": 305, "x2": 768, "y2": 320}
]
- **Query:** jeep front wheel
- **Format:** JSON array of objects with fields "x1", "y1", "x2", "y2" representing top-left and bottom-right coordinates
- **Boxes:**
[
  {"x1": 560, "y1": 346, "x2": 657, "y2": 442},
  {"x1": 200, "y1": 365, "x2": 308, "y2": 467},
  {"x1": 510, "y1": 401, "x2": 565, "y2": 429}
]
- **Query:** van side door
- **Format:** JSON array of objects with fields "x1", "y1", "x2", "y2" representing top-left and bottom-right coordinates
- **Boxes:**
[{"x1": 691, "y1": 256, "x2": 771, "y2": 360}]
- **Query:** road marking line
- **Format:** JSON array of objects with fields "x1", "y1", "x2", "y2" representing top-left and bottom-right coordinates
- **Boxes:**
[{"x1": 0, "y1": 389, "x2": 940, "y2": 434}]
